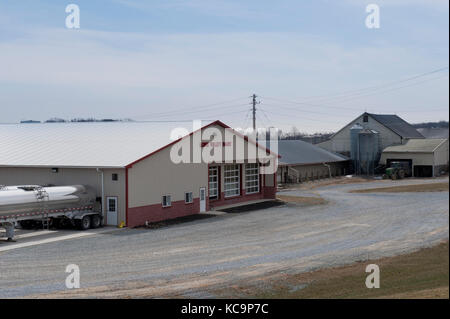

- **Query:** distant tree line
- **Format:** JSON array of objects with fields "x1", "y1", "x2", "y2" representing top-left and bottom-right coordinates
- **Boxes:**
[
  {"x1": 47, "y1": 117, "x2": 134, "y2": 123},
  {"x1": 411, "y1": 121, "x2": 449, "y2": 129},
  {"x1": 21, "y1": 118, "x2": 134, "y2": 123},
  {"x1": 279, "y1": 126, "x2": 334, "y2": 144}
]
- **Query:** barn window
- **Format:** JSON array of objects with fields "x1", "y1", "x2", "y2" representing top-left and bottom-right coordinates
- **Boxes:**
[
  {"x1": 112, "y1": 173, "x2": 118, "y2": 181},
  {"x1": 185, "y1": 192, "x2": 193, "y2": 204},
  {"x1": 363, "y1": 115, "x2": 369, "y2": 122},
  {"x1": 108, "y1": 198, "x2": 116, "y2": 212},
  {"x1": 224, "y1": 164, "x2": 240, "y2": 197},
  {"x1": 162, "y1": 195, "x2": 171, "y2": 207},
  {"x1": 245, "y1": 163, "x2": 259, "y2": 194},
  {"x1": 209, "y1": 166, "x2": 219, "y2": 199}
]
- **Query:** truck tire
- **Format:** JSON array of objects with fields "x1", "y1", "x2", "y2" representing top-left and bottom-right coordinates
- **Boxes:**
[
  {"x1": 19, "y1": 220, "x2": 34, "y2": 229},
  {"x1": 90, "y1": 215, "x2": 102, "y2": 229},
  {"x1": 79, "y1": 216, "x2": 91, "y2": 230},
  {"x1": 50, "y1": 218, "x2": 60, "y2": 229}
]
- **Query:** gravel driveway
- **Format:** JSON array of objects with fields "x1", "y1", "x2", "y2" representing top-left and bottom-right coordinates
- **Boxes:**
[{"x1": 0, "y1": 178, "x2": 448, "y2": 298}]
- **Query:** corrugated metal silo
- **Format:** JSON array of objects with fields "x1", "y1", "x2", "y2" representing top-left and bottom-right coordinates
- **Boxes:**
[
  {"x1": 358, "y1": 129, "x2": 380, "y2": 175},
  {"x1": 350, "y1": 123, "x2": 363, "y2": 173}
]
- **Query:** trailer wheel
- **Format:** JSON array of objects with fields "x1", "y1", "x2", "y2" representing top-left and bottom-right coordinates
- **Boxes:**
[
  {"x1": 50, "y1": 218, "x2": 60, "y2": 229},
  {"x1": 19, "y1": 220, "x2": 34, "y2": 229},
  {"x1": 79, "y1": 216, "x2": 91, "y2": 230},
  {"x1": 90, "y1": 215, "x2": 102, "y2": 229}
]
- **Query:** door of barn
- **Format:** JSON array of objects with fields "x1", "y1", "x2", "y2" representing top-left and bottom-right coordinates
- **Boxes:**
[
  {"x1": 199, "y1": 187, "x2": 206, "y2": 212},
  {"x1": 106, "y1": 196, "x2": 118, "y2": 226}
]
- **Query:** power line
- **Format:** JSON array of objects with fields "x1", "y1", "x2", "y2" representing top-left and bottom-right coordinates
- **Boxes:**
[
  {"x1": 241, "y1": 108, "x2": 252, "y2": 128},
  {"x1": 258, "y1": 105, "x2": 273, "y2": 126},
  {"x1": 262, "y1": 66, "x2": 449, "y2": 110},
  {"x1": 319, "y1": 73, "x2": 449, "y2": 105},
  {"x1": 262, "y1": 73, "x2": 448, "y2": 113},
  {"x1": 262, "y1": 109, "x2": 343, "y2": 124},
  {"x1": 131, "y1": 97, "x2": 249, "y2": 119},
  {"x1": 279, "y1": 66, "x2": 449, "y2": 103},
  {"x1": 133, "y1": 102, "x2": 249, "y2": 120},
  {"x1": 261, "y1": 103, "x2": 354, "y2": 117},
  {"x1": 135, "y1": 109, "x2": 249, "y2": 123}
]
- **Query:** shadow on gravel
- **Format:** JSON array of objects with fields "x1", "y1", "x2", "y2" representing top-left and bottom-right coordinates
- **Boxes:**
[
  {"x1": 217, "y1": 200, "x2": 285, "y2": 213},
  {"x1": 103, "y1": 214, "x2": 218, "y2": 236},
  {"x1": 140, "y1": 213, "x2": 217, "y2": 230}
]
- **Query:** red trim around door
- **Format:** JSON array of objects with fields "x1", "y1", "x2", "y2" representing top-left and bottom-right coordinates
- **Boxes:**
[{"x1": 125, "y1": 167, "x2": 129, "y2": 227}]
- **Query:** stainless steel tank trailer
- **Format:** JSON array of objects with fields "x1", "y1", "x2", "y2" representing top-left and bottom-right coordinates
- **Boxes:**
[{"x1": 0, "y1": 185, "x2": 102, "y2": 241}]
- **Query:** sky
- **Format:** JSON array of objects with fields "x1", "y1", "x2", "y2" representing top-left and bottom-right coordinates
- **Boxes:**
[{"x1": 0, "y1": 0, "x2": 448, "y2": 133}]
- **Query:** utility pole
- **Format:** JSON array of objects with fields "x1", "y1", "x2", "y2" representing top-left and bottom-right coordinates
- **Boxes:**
[{"x1": 252, "y1": 94, "x2": 258, "y2": 131}]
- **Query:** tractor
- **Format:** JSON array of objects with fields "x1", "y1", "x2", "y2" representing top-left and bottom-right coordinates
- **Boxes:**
[{"x1": 385, "y1": 161, "x2": 411, "y2": 180}]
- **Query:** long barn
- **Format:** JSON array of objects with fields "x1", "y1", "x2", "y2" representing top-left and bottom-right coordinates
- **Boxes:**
[{"x1": 0, "y1": 121, "x2": 278, "y2": 227}]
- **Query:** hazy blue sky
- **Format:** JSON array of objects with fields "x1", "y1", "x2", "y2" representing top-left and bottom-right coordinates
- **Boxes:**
[{"x1": 0, "y1": 0, "x2": 448, "y2": 132}]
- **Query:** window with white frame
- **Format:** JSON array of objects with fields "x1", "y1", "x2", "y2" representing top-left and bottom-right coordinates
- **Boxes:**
[
  {"x1": 245, "y1": 163, "x2": 259, "y2": 194},
  {"x1": 162, "y1": 195, "x2": 171, "y2": 207},
  {"x1": 185, "y1": 192, "x2": 193, "y2": 204},
  {"x1": 224, "y1": 164, "x2": 240, "y2": 197},
  {"x1": 209, "y1": 166, "x2": 219, "y2": 199}
]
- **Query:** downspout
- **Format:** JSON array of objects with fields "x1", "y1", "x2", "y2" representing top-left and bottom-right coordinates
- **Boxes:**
[{"x1": 96, "y1": 168, "x2": 104, "y2": 222}]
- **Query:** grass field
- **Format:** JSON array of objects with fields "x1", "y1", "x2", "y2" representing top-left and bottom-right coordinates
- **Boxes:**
[
  {"x1": 349, "y1": 182, "x2": 449, "y2": 194},
  {"x1": 220, "y1": 241, "x2": 449, "y2": 299}
]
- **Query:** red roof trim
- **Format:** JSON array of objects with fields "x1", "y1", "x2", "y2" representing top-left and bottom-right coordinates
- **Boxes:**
[{"x1": 125, "y1": 120, "x2": 280, "y2": 168}]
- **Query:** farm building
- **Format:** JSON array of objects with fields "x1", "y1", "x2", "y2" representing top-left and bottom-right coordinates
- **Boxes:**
[
  {"x1": 0, "y1": 121, "x2": 278, "y2": 227},
  {"x1": 276, "y1": 140, "x2": 350, "y2": 183},
  {"x1": 317, "y1": 112, "x2": 424, "y2": 157},
  {"x1": 379, "y1": 138, "x2": 449, "y2": 177}
]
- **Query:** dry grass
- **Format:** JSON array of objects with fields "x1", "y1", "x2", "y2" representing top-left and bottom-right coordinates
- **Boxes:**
[
  {"x1": 280, "y1": 177, "x2": 373, "y2": 191},
  {"x1": 238, "y1": 241, "x2": 450, "y2": 299},
  {"x1": 306, "y1": 177, "x2": 371, "y2": 189},
  {"x1": 378, "y1": 286, "x2": 449, "y2": 299},
  {"x1": 276, "y1": 195, "x2": 327, "y2": 206},
  {"x1": 349, "y1": 182, "x2": 449, "y2": 194}
]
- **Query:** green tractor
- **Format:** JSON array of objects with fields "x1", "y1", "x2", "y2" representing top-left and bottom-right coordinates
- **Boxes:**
[{"x1": 385, "y1": 161, "x2": 411, "y2": 180}]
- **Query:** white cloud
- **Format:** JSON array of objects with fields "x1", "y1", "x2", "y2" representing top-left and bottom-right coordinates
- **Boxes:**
[
  {"x1": 0, "y1": 26, "x2": 447, "y2": 130},
  {"x1": 112, "y1": 0, "x2": 267, "y2": 19},
  {"x1": 0, "y1": 27, "x2": 436, "y2": 88},
  {"x1": 343, "y1": 0, "x2": 449, "y2": 8}
]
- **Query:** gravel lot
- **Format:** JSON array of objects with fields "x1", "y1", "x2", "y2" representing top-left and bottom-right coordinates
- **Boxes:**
[{"x1": 0, "y1": 177, "x2": 448, "y2": 298}]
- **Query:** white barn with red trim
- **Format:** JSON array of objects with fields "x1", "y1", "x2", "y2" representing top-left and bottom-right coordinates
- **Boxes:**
[{"x1": 0, "y1": 121, "x2": 278, "y2": 227}]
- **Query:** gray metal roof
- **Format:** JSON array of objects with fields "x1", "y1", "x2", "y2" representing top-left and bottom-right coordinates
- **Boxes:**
[
  {"x1": 0, "y1": 121, "x2": 212, "y2": 168},
  {"x1": 382, "y1": 138, "x2": 448, "y2": 153},
  {"x1": 417, "y1": 127, "x2": 449, "y2": 139},
  {"x1": 276, "y1": 140, "x2": 349, "y2": 165},
  {"x1": 367, "y1": 113, "x2": 424, "y2": 138}
]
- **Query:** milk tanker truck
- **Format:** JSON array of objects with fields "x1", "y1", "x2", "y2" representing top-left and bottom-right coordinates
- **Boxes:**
[{"x1": 0, "y1": 185, "x2": 103, "y2": 241}]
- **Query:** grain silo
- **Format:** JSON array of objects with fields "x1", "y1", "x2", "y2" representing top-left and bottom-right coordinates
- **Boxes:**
[{"x1": 350, "y1": 124, "x2": 380, "y2": 175}]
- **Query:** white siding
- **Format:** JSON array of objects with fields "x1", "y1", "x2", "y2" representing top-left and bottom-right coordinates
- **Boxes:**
[
  {"x1": 434, "y1": 140, "x2": 449, "y2": 166},
  {"x1": 379, "y1": 152, "x2": 434, "y2": 166},
  {"x1": 0, "y1": 167, "x2": 126, "y2": 224},
  {"x1": 318, "y1": 114, "x2": 402, "y2": 154}
]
